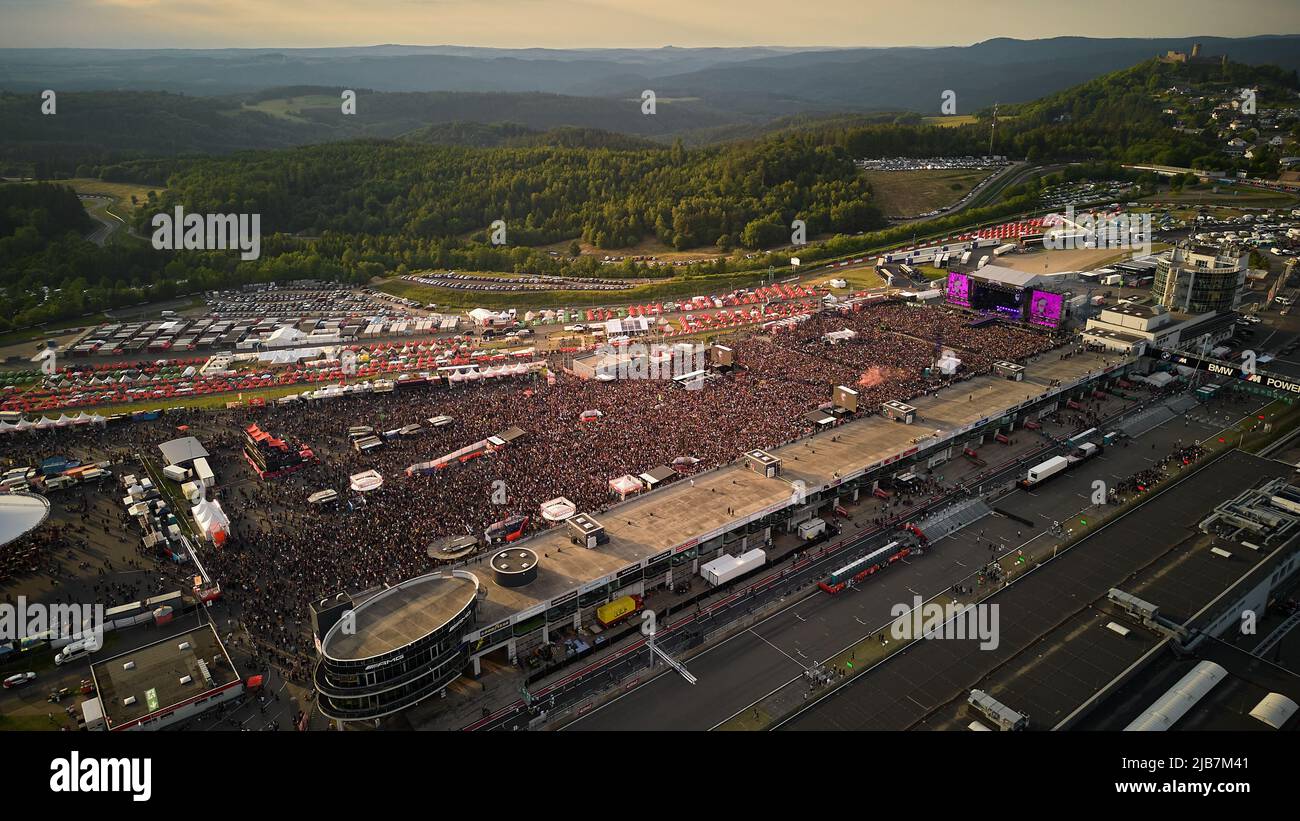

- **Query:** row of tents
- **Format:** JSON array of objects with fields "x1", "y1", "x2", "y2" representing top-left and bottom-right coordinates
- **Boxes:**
[{"x1": 0, "y1": 412, "x2": 108, "y2": 433}]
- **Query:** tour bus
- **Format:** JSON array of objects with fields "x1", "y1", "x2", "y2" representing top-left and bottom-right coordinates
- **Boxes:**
[
  {"x1": 485, "y1": 514, "x2": 529, "y2": 544},
  {"x1": 308, "y1": 489, "x2": 339, "y2": 507}
]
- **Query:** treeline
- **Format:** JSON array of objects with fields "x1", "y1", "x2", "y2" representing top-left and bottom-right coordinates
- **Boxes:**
[
  {"x1": 0, "y1": 87, "x2": 740, "y2": 179},
  {"x1": 786, "y1": 59, "x2": 1298, "y2": 172},
  {"x1": 136, "y1": 133, "x2": 885, "y2": 252},
  {"x1": 0, "y1": 182, "x2": 92, "y2": 247},
  {"x1": 0, "y1": 182, "x2": 182, "y2": 332}
]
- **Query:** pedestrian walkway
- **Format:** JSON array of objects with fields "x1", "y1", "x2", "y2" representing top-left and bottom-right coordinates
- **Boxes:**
[
  {"x1": 914, "y1": 498, "x2": 994, "y2": 542},
  {"x1": 1120, "y1": 404, "x2": 1178, "y2": 437}
]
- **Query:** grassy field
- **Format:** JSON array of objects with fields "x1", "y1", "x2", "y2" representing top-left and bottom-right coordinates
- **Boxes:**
[
  {"x1": 921, "y1": 114, "x2": 1016, "y2": 129},
  {"x1": 921, "y1": 115, "x2": 978, "y2": 127},
  {"x1": 84, "y1": 384, "x2": 315, "y2": 416},
  {"x1": 862, "y1": 168, "x2": 993, "y2": 217},
  {"x1": 377, "y1": 268, "x2": 806, "y2": 311},
  {"x1": 235, "y1": 95, "x2": 337, "y2": 123},
  {"x1": 912, "y1": 265, "x2": 949, "y2": 281},
  {"x1": 1141, "y1": 184, "x2": 1299, "y2": 209},
  {"x1": 805, "y1": 267, "x2": 888, "y2": 291},
  {"x1": 35, "y1": 178, "x2": 162, "y2": 218}
]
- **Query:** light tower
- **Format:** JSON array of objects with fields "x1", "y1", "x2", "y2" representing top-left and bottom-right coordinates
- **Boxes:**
[{"x1": 988, "y1": 102, "x2": 999, "y2": 158}]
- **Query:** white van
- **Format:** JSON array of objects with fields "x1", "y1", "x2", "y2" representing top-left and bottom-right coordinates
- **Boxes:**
[
  {"x1": 54, "y1": 637, "x2": 100, "y2": 666},
  {"x1": 1, "y1": 475, "x2": 30, "y2": 491},
  {"x1": 43, "y1": 475, "x2": 76, "y2": 492}
]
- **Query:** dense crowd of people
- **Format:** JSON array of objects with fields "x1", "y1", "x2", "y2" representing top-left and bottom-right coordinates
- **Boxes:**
[
  {"x1": 0, "y1": 301, "x2": 1066, "y2": 680},
  {"x1": 1110, "y1": 441, "x2": 1209, "y2": 502}
]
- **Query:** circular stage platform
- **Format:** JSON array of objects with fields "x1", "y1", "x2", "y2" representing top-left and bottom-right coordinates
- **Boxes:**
[{"x1": 0, "y1": 492, "x2": 51, "y2": 547}]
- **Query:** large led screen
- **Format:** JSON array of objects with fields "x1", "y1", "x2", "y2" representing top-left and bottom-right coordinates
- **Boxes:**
[
  {"x1": 945, "y1": 271, "x2": 971, "y2": 307},
  {"x1": 1029, "y1": 290, "x2": 1064, "y2": 328}
]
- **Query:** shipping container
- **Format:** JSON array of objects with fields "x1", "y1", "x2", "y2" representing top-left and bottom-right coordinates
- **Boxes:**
[
  {"x1": 595, "y1": 594, "x2": 643, "y2": 628},
  {"x1": 700, "y1": 548, "x2": 767, "y2": 586},
  {"x1": 193, "y1": 457, "x2": 215, "y2": 488}
]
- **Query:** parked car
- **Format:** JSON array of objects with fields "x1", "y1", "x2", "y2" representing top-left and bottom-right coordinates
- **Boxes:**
[{"x1": 3, "y1": 672, "x2": 36, "y2": 689}]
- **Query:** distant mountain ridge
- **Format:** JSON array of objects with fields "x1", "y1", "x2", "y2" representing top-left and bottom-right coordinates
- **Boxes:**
[
  {"x1": 3, "y1": 35, "x2": 1299, "y2": 178},
  {"x1": 3, "y1": 37, "x2": 1298, "y2": 112}
]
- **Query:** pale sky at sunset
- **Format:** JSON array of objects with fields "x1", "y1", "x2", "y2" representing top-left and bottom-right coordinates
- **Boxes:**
[{"x1": 1, "y1": 0, "x2": 1297, "y2": 49}]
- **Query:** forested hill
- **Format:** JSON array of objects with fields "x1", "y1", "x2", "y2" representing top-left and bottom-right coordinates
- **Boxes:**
[
  {"x1": 401, "y1": 123, "x2": 663, "y2": 150},
  {"x1": 997, "y1": 58, "x2": 1300, "y2": 166},
  {"x1": 0, "y1": 182, "x2": 91, "y2": 249},
  {"x1": 0, "y1": 87, "x2": 742, "y2": 179},
  {"x1": 137, "y1": 134, "x2": 883, "y2": 252},
  {"x1": 3, "y1": 55, "x2": 1299, "y2": 336}
]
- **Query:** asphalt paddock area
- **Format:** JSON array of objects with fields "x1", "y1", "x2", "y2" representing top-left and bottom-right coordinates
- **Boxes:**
[
  {"x1": 780, "y1": 448, "x2": 1284, "y2": 731},
  {"x1": 567, "y1": 397, "x2": 1254, "y2": 731}
]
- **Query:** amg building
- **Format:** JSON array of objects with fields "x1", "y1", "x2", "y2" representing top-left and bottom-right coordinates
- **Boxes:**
[{"x1": 313, "y1": 571, "x2": 480, "y2": 723}]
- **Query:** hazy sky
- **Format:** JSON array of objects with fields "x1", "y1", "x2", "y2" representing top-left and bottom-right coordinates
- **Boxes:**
[{"x1": 1, "y1": 0, "x2": 1297, "y2": 49}]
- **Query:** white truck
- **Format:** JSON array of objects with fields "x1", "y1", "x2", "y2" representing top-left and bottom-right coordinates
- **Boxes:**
[
  {"x1": 700, "y1": 548, "x2": 767, "y2": 586},
  {"x1": 798, "y1": 518, "x2": 828, "y2": 540},
  {"x1": 193, "y1": 457, "x2": 215, "y2": 489},
  {"x1": 1021, "y1": 456, "x2": 1069, "y2": 488},
  {"x1": 1018, "y1": 443, "x2": 1102, "y2": 489}
]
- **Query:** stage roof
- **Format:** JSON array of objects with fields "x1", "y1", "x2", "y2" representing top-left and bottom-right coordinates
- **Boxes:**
[
  {"x1": 158, "y1": 436, "x2": 210, "y2": 466},
  {"x1": 0, "y1": 492, "x2": 51, "y2": 547},
  {"x1": 972, "y1": 264, "x2": 1046, "y2": 289}
]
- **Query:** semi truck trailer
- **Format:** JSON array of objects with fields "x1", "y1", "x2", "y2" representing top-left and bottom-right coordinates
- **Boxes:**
[{"x1": 1017, "y1": 443, "x2": 1101, "y2": 489}]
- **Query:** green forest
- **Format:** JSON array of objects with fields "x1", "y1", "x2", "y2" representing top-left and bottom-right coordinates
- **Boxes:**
[{"x1": 1, "y1": 57, "x2": 1298, "y2": 333}]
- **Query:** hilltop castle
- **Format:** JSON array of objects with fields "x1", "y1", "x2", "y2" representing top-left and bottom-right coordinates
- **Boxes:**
[{"x1": 1158, "y1": 43, "x2": 1227, "y2": 66}]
